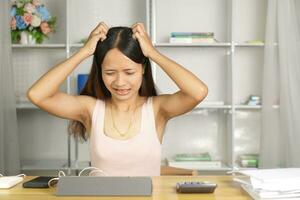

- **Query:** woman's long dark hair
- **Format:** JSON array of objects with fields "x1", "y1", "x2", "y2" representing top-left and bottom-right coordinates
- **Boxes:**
[{"x1": 68, "y1": 26, "x2": 157, "y2": 141}]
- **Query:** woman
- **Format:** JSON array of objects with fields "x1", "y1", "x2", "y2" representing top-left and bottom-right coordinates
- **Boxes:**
[{"x1": 27, "y1": 22, "x2": 208, "y2": 176}]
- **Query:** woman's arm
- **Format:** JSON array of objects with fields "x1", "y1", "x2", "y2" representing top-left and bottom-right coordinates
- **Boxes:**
[
  {"x1": 27, "y1": 22, "x2": 108, "y2": 122},
  {"x1": 132, "y1": 23, "x2": 208, "y2": 119}
]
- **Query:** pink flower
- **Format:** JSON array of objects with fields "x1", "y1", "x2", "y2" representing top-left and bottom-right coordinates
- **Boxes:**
[
  {"x1": 11, "y1": 17, "x2": 16, "y2": 30},
  {"x1": 32, "y1": 0, "x2": 41, "y2": 6},
  {"x1": 40, "y1": 22, "x2": 52, "y2": 34},
  {"x1": 24, "y1": 3, "x2": 36, "y2": 14},
  {"x1": 22, "y1": 13, "x2": 33, "y2": 25}
]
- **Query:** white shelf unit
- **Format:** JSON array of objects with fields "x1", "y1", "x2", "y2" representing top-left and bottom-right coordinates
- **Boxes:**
[
  {"x1": 13, "y1": 0, "x2": 69, "y2": 174},
  {"x1": 149, "y1": 0, "x2": 267, "y2": 171},
  {"x1": 13, "y1": 0, "x2": 267, "y2": 174}
]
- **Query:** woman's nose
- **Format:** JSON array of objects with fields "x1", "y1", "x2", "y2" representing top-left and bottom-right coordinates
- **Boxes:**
[{"x1": 114, "y1": 73, "x2": 126, "y2": 86}]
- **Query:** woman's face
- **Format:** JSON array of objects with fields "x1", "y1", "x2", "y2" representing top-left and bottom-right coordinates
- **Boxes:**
[{"x1": 101, "y1": 48, "x2": 144, "y2": 101}]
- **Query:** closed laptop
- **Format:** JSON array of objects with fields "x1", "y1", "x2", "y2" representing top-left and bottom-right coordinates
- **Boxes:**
[{"x1": 56, "y1": 176, "x2": 152, "y2": 196}]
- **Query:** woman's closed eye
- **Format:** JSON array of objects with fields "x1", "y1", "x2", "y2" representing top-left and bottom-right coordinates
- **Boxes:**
[
  {"x1": 126, "y1": 72, "x2": 135, "y2": 75},
  {"x1": 105, "y1": 71, "x2": 135, "y2": 75}
]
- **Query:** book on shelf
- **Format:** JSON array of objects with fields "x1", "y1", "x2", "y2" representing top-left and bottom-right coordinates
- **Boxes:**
[
  {"x1": 170, "y1": 32, "x2": 214, "y2": 37},
  {"x1": 239, "y1": 154, "x2": 259, "y2": 168},
  {"x1": 169, "y1": 32, "x2": 217, "y2": 44},
  {"x1": 169, "y1": 37, "x2": 216, "y2": 44},
  {"x1": 167, "y1": 153, "x2": 222, "y2": 169},
  {"x1": 244, "y1": 95, "x2": 261, "y2": 106},
  {"x1": 241, "y1": 160, "x2": 258, "y2": 168},
  {"x1": 174, "y1": 152, "x2": 211, "y2": 161}
]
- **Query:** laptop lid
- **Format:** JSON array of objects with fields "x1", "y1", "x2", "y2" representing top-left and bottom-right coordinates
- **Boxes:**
[{"x1": 56, "y1": 176, "x2": 152, "y2": 196}]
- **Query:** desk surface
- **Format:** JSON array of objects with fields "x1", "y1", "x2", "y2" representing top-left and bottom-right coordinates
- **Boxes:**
[{"x1": 0, "y1": 176, "x2": 251, "y2": 200}]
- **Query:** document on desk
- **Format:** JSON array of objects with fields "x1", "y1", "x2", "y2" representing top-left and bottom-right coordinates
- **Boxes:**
[
  {"x1": 241, "y1": 184, "x2": 300, "y2": 200},
  {"x1": 232, "y1": 168, "x2": 300, "y2": 199}
]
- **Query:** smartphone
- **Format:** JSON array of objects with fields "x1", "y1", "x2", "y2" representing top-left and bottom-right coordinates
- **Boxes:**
[{"x1": 23, "y1": 176, "x2": 56, "y2": 188}]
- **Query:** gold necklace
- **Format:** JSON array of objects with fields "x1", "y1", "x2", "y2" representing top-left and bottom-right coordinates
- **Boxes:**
[{"x1": 110, "y1": 102, "x2": 138, "y2": 137}]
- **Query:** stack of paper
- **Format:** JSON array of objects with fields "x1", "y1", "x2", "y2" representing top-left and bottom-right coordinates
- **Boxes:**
[{"x1": 232, "y1": 168, "x2": 300, "y2": 200}]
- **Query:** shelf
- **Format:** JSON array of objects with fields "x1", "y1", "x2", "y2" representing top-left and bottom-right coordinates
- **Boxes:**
[
  {"x1": 68, "y1": 43, "x2": 231, "y2": 48},
  {"x1": 12, "y1": 44, "x2": 66, "y2": 48},
  {"x1": 16, "y1": 101, "x2": 233, "y2": 110},
  {"x1": 22, "y1": 159, "x2": 231, "y2": 172},
  {"x1": 16, "y1": 102, "x2": 38, "y2": 109},
  {"x1": 237, "y1": 167, "x2": 258, "y2": 170},
  {"x1": 21, "y1": 160, "x2": 69, "y2": 170},
  {"x1": 235, "y1": 105, "x2": 280, "y2": 109},
  {"x1": 235, "y1": 42, "x2": 278, "y2": 47},
  {"x1": 21, "y1": 160, "x2": 90, "y2": 171},
  {"x1": 196, "y1": 165, "x2": 232, "y2": 171},
  {"x1": 196, "y1": 163, "x2": 232, "y2": 171},
  {"x1": 235, "y1": 42, "x2": 264, "y2": 47},
  {"x1": 196, "y1": 101, "x2": 231, "y2": 109},
  {"x1": 235, "y1": 105, "x2": 261, "y2": 109},
  {"x1": 167, "y1": 163, "x2": 232, "y2": 171},
  {"x1": 196, "y1": 104, "x2": 231, "y2": 109},
  {"x1": 70, "y1": 43, "x2": 84, "y2": 48},
  {"x1": 154, "y1": 42, "x2": 231, "y2": 47}
]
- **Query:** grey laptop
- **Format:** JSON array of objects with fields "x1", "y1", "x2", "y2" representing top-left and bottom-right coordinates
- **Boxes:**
[{"x1": 56, "y1": 176, "x2": 152, "y2": 196}]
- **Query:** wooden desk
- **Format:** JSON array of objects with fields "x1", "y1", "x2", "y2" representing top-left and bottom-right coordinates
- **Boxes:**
[{"x1": 0, "y1": 176, "x2": 251, "y2": 200}]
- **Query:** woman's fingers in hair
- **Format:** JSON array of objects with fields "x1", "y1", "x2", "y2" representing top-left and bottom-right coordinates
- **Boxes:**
[
  {"x1": 99, "y1": 32, "x2": 107, "y2": 42},
  {"x1": 132, "y1": 24, "x2": 146, "y2": 41},
  {"x1": 133, "y1": 31, "x2": 141, "y2": 40},
  {"x1": 132, "y1": 22, "x2": 146, "y2": 34},
  {"x1": 132, "y1": 22, "x2": 146, "y2": 31},
  {"x1": 91, "y1": 22, "x2": 109, "y2": 37}
]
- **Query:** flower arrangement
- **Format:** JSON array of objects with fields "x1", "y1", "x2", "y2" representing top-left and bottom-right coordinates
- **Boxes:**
[{"x1": 10, "y1": 0, "x2": 56, "y2": 44}]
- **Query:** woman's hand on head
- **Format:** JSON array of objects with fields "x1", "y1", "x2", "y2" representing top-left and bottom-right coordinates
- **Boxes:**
[
  {"x1": 131, "y1": 22, "x2": 157, "y2": 58},
  {"x1": 80, "y1": 22, "x2": 109, "y2": 58}
]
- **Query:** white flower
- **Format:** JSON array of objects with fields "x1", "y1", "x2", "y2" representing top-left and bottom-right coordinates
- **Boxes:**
[
  {"x1": 24, "y1": 3, "x2": 36, "y2": 14},
  {"x1": 31, "y1": 15, "x2": 41, "y2": 27},
  {"x1": 16, "y1": 2, "x2": 24, "y2": 8}
]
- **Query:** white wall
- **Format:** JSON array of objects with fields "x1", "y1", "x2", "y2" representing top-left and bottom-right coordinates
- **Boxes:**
[{"x1": 14, "y1": 0, "x2": 266, "y2": 170}]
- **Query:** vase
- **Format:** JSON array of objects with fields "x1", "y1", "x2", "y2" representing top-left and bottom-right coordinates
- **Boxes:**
[{"x1": 20, "y1": 31, "x2": 36, "y2": 45}]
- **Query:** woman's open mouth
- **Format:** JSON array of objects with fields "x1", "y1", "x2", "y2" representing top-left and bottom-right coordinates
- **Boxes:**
[{"x1": 114, "y1": 88, "x2": 131, "y2": 96}]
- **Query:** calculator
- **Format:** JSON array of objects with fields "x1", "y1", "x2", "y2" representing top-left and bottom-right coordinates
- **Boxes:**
[{"x1": 176, "y1": 181, "x2": 217, "y2": 193}]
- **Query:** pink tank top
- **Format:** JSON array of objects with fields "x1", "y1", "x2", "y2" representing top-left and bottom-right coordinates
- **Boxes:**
[{"x1": 89, "y1": 97, "x2": 161, "y2": 176}]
